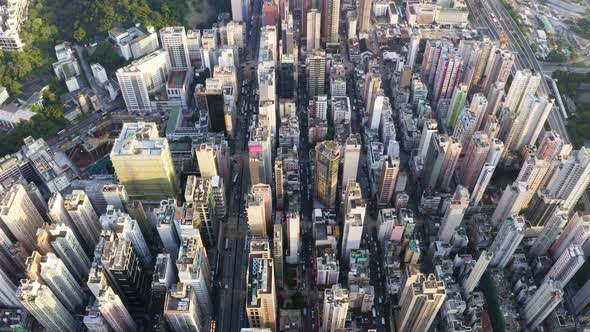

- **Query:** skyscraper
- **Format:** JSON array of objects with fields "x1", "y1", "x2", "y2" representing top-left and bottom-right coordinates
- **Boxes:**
[
  {"x1": 96, "y1": 286, "x2": 137, "y2": 331},
  {"x1": 483, "y1": 50, "x2": 515, "y2": 93},
  {"x1": 306, "y1": 9, "x2": 321, "y2": 50},
  {"x1": 110, "y1": 122, "x2": 178, "y2": 200},
  {"x1": 459, "y1": 132, "x2": 490, "y2": 190},
  {"x1": 185, "y1": 176, "x2": 221, "y2": 248},
  {"x1": 524, "y1": 279, "x2": 563, "y2": 330},
  {"x1": 377, "y1": 155, "x2": 400, "y2": 207},
  {"x1": 504, "y1": 95, "x2": 553, "y2": 155},
  {"x1": 550, "y1": 213, "x2": 590, "y2": 259},
  {"x1": 273, "y1": 223, "x2": 284, "y2": 288},
  {"x1": 357, "y1": 0, "x2": 372, "y2": 33},
  {"x1": 247, "y1": 192, "x2": 268, "y2": 237},
  {"x1": 471, "y1": 139, "x2": 503, "y2": 205},
  {"x1": 341, "y1": 181, "x2": 366, "y2": 259},
  {"x1": 116, "y1": 214, "x2": 152, "y2": 266},
  {"x1": 489, "y1": 215, "x2": 526, "y2": 268},
  {"x1": 407, "y1": 30, "x2": 421, "y2": 69},
  {"x1": 398, "y1": 273, "x2": 446, "y2": 332},
  {"x1": 503, "y1": 69, "x2": 541, "y2": 112},
  {"x1": 342, "y1": 134, "x2": 361, "y2": 185},
  {"x1": 64, "y1": 190, "x2": 102, "y2": 250},
  {"x1": 37, "y1": 223, "x2": 90, "y2": 282},
  {"x1": 248, "y1": 127, "x2": 272, "y2": 185},
  {"x1": 164, "y1": 283, "x2": 203, "y2": 332},
  {"x1": 246, "y1": 245, "x2": 277, "y2": 331},
  {"x1": 463, "y1": 250, "x2": 492, "y2": 294},
  {"x1": 286, "y1": 212, "x2": 300, "y2": 264},
  {"x1": 0, "y1": 183, "x2": 45, "y2": 252},
  {"x1": 314, "y1": 141, "x2": 341, "y2": 208},
  {"x1": 432, "y1": 52, "x2": 463, "y2": 102},
  {"x1": 417, "y1": 119, "x2": 438, "y2": 160},
  {"x1": 515, "y1": 155, "x2": 552, "y2": 209},
  {"x1": 545, "y1": 148, "x2": 590, "y2": 211},
  {"x1": 160, "y1": 27, "x2": 191, "y2": 69},
  {"x1": 438, "y1": 185, "x2": 470, "y2": 242},
  {"x1": 17, "y1": 279, "x2": 78, "y2": 331},
  {"x1": 321, "y1": 0, "x2": 340, "y2": 45},
  {"x1": 195, "y1": 143, "x2": 220, "y2": 178},
  {"x1": 491, "y1": 181, "x2": 528, "y2": 227},
  {"x1": 528, "y1": 210, "x2": 567, "y2": 257},
  {"x1": 322, "y1": 284, "x2": 349, "y2": 332}
]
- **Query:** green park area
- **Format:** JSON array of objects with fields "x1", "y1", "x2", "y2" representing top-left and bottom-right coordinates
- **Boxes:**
[{"x1": 553, "y1": 70, "x2": 590, "y2": 148}]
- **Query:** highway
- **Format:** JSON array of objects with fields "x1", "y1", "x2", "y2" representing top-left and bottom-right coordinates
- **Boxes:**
[{"x1": 466, "y1": 0, "x2": 571, "y2": 145}]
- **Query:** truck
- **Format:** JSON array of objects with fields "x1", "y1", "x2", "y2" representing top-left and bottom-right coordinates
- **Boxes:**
[
  {"x1": 303, "y1": 308, "x2": 307, "y2": 317},
  {"x1": 372, "y1": 308, "x2": 376, "y2": 318}
]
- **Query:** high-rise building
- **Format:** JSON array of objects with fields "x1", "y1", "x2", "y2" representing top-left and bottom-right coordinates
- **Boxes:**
[
  {"x1": 537, "y1": 130, "x2": 567, "y2": 161},
  {"x1": 544, "y1": 244, "x2": 585, "y2": 286},
  {"x1": 515, "y1": 155, "x2": 551, "y2": 209},
  {"x1": 37, "y1": 223, "x2": 90, "y2": 282},
  {"x1": 116, "y1": 49, "x2": 171, "y2": 112},
  {"x1": 322, "y1": 284, "x2": 349, "y2": 332},
  {"x1": 247, "y1": 192, "x2": 268, "y2": 237},
  {"x1": 286, "y1": 212, "x2": 300, "y2": 264},
  {"x1": 459, "y1": 132, "x2": 490, "y2": 190},
  {"x1": 482, "y1": 50, "x2": 514, "y2": 93},
  {"x1": 185, "y1": 176, "x2": 221, "y2": 248},
  {"x1": 195, "y1": 143, "x2": 219, "y2": 178},
  {"x1": 504, "y1": 95, "x2": 553, "y2": 155},
  {"x1": 377, "y1": 155, "x2": 400, "y2": 207},
  {"x1": 528, "y1": 210, "x2": 567, "y2": 257},
  {"x1": 341, "y1": 181, "x2": 366, "y2": 259},
  {"x1": 279, "y1": 55, "x2": 296, "y2": 99},
  {"x1": 306, "y1": 51, "x2": 326, "y2": 97},
  {"x1": 275, "y1": 161, "x2": 285, "y2": 210},
  {"x1": 273, "y1": 223, "x2": 284, "y2": 288},
  {"x1": 472, "y1": 36, "x2": 497, "y2": 85},
  {"x1": 17, "y1": 279, "x2": 78, "y2": 331},
  {"x1": 485, "y1": 81, "x2": 505, "y2": 116},
  {"x1": 96, "y1": 286, "x2": 137, "y2": 331},
  {"x1": 111, "y1": 122, "x2": 178, "y2": 200},
  {"x1": 417, "y1": 119, "x2": 438, "y2": 160},
  {"x1": 438, "y1": 185, "x2": 469, "y2": 242},
  {"x1": 489, "y1": 215, "x2": 526, "y2": 268},
  {"x1": 398, "y1": 273, "x2": 446, "y2": 332},
  {"x1": 446, "y1": 84, "x2": 468, "y2": 129},
  {"x1": 164, "y1": 283, "x2": 203, "y2": 332},
  {"x1": 471, "y1": 139, "x2": 503, "y2": 205},
  {"x1": 160, "y1": 27, "x2": 191, "y2": 69},
  {"x1": 317, "y1": 252, "x2": 339, "y2": 286},
  {"x1": 0, "y1": 268, "x2": 19, "y2": 307},
  {"x1": 407, "y1": 30, "x2": 421, "y2": 69},
  {"x1": 176, "y1": 235, "x2": 212, "y2": 327},
  {"x1": 463, "y1": 250, "x2": 492, "y2": 294},
  {"x1": 47, "y1": 192, "x2": 77, "y2": 233},
  {"x1": 550, "y1": 213, "x2": 590, "y2": 259},
  {"x1": 503, "y1": 69, "x2": 541, "y2": 112},
  {"x1": 116, "y1": 214, "x2": 152, "y2": 266},
  {"x1": 314, "y1": 141, "x2": 341, "y2": 208},
  {"x1": 246, "y1": 247, "x2": 277, "y2": 331},
  {"x1": 524, "y1": 279, "x2": 563, "y2": 330},
  {"x1": 101, "y1": 184, "x2": 128, "y2": 211},
  {"x1": 64, "y1": 190, "x2": 102, "y2": 250},
  {"x1": 491, "y1": 181, "x2": 528, "y2": 227},
  {"x1": 573, "y1": 278, "x2": 590, "y2": 315},
  {"x1": 0, "y1": 183, "x2": 45, "y2": 252},
  {"x1": 342, "y1": 134, "x2": 361, "y2": 185},
  {"x1": 248, "y1": 127, "x2": 272, "y2": 185},
  {"x1": 432, "y1": 52, "x2": 463, "y2": 102},
  {"x1": 321, "y1": 0, "x2": 340, "y2": 44},
  {"x1": 252, "y1": 184, "x2": 273, "y2": 232},
  {"x1": 306, "y1": 9, "x2": 321, "y2": 50},
  {"x1": 525, "y1": 190, "x2": 564, "y2": 227},
  {"x1": 439, "y1": 136, "x2": 462, "y2": 189},
  {"x1": 545, "y1": 148, "x2": 590, "y2": 211}
]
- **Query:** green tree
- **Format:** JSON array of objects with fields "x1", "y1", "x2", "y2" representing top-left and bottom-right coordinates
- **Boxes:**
[
  {"x1": 89, "y1": 41, "x2": 124, "y2": 72},
  {"x1": 73, "y1": 27, "x2": 87, "y2": 42}
]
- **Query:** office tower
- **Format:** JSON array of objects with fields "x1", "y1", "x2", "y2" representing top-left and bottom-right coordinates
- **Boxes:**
[
  {"x1": 483, "y1": 50, "x2": 515, "y2": 93},
  {"x1": 47, "y1": 192, "x2": 77, "y2": 231},
  {"x1": 432, "y1": 51, "x2": 463, "y2": 102},
  {"x1": 503, "y1": 69, "x2": 541, "y2": 112},
  {"x1": 529, "y1": 210, "x2": 567, "y2": 257},
  {"x1": 116, "y1": 49, "x2": 170, "y2": 112},
  {"x1": 164, "y1": 283, "x2": 203, "y2": 332},
  {"x1": 446, "y1": 84, "x2": 468, "y2": 129},
  {"x1": 322, "y1": 285, "x2": 349, "y2": 332},
  {"x1": 438, "y1": 185, "x2": 469, "y2": 242},
  {"x1": 0, "y1": 268, "x2": 19, "y2": 307},
  {"x1": 377, "y1": 155, "x2": 400, "y2": 207},
  {"x1": 195, "y1": 86, "x2": 224, "y2": 133},
  {"x1": 247, "y1": 193, "x2": 268, "y2": 237},
  {"x1": 317, "y1": 252, "x2": 339, "y2": 286},
  {"x1": 544, "y1": 244, "x2": 585, "y2": 286},
  {"x1": 273, "y1": 223, "x2": 284, "y2": 288},
  {"x1": 307, "y1": 51, "x2": 326, "y2": 97},
  {"x1": 515, "y1": 155, "x2": 551, "y2": 208},
  {"x1": 537, "y1": 130, "x2": 567, "y2": 161},
  {"x1": 111, "y1": 122, "x2": 178, "y2": 200},
  {"x1": 417, "y1": 119, "x2": 438, "y2": 160},
  {"x1": 0, "y1": 183, "x2": 44, "y2": 252},
  {"x1": 459, "y1": 132, "x2": 490, "y2": 190},
  {"x1": 439, "y1": 136, "x2": 462, "y2": 189},
  {"x1": 342, "y1": 135, "x2": 361, "y2": 185},
  {"x1": 321, "y1": 0, "x2": 340, "y2": 44},
  {"x1": 357, "y1": 0, "x2": 372, "y2": 33},
  {"x1": 37, "y1": 223, "x2": 90, "y2": 282},
  {"x1": 185, "y1": 29, "x2": 201, "y2": 67},
  {"x1": 341, "y1": 182, "x2": 366, "y2": 259},
  {"x1": 279, "y1": 55, "x2": 296, "y2": 98},
  {"x1": 26, "y1": 251, "x2": 86, "y2": 313},
  {"x1": 246, "y1": 250, "x2": 277, "y2": 330},
  {"x1": 368, "y1": 93, "x2": 385, "y2": 130},
  {"x1": 398, "y1": 273, "x2": 446, "y2": 332},
  {"x1": 471, "y1": 139, "x2": 503, "y2": 205},
  {"x1": 504, "y1": 95, "x2": 553, "y2": 155},
  {"x1": 489, "y1": 215, "x2": 526, "y2": 268},
  {"x1": 364, "y1": 71, "x2": 381, "y2": 114},
  {"x1": 160, "y1": 27, "x2": 191, "y2": 69},
  {"x1": 17, "y1": 279, "x2": 78, "y2": 331},
  {"x1": 151, "y1": 253, "x2": 175, "y2": 313},
  {"x1": 275, "y1": 161, "x2": 285, "y2": 211},
  {"x1": 550, "y1": 213, "x2": 590, "y2": 259},
  {"x1": 185, "y1": 176, "x2": 220, "y2": 248},
  {"x1": 95, "y1": 286, "x2": 137, "y2": 331},
  {"x1": 116, "y1": 214, "x2": 152, "y2": 266},
  {"x1": 286, "y1": 212, "x2": 300, "y2": 264},
  {"x1": 491, "y1": 181, "x2": 528, "y2": 227},
  {"x1": 314, "y1": 141, "x2": 341, "y2": 208},
  {"x1": 407, "y1": 30, "x2": 421, "y2": 69},
  {"x1": 545, "y1": 148, "x2": 590, "y2": 211},
  {"x1": 153, "y1": 199, "x2": 182, "y2": 260},
  {"x1": 524, "y1": 279, "x2": 563, "y2": 330},
  {"x1": 463, "y1": 251, "x2": 492, "y2": 294},
  {"x1": 64, "y1": 190, "x2": 102, "y2": 250},
  {"x1": 195, "y1": 143, "x2": 219, "y2": 178},
  {"x1": 176, "y1": 236, "x2": 212, "y2": 326},
  {"x1": 101, "y1": 232, "x2": 150, "y2": 312},
  {"x1": 249, "y1": 127, "x2": 272, "y2": 185},
  {"x1": 306, "y1": 9, "x2": 321, "y2": 50},
  {"x1": 252, "y1": 184, "x2": 273, "y2": 232}
]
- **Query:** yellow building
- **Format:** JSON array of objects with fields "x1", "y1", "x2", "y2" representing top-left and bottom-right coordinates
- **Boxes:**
[
  {"x1": 314, "y1": 140, "x2": 341, "y2": 208},
  {"x1": 110, "y1": 122, "x2": 178, "y2": 200}
]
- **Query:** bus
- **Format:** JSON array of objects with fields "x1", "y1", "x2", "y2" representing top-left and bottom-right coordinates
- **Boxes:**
[
  {"x1": 57, "y1": 129, "x2": 66, "y2": 136},
  {"x1": 233, "y1": 173, "x2": 239, "y2": 184}
]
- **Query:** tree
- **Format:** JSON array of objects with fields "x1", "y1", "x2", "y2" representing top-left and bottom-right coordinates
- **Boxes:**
[
  {"x1": 89, "y1": 41, "x2": 124, "y2": 72},
  {"x1": 73, "y1": 27, "x2": 87, "y2": 42},
  {"x1": 546, "y1": 49, "x2": 568, "y2": 62}
]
